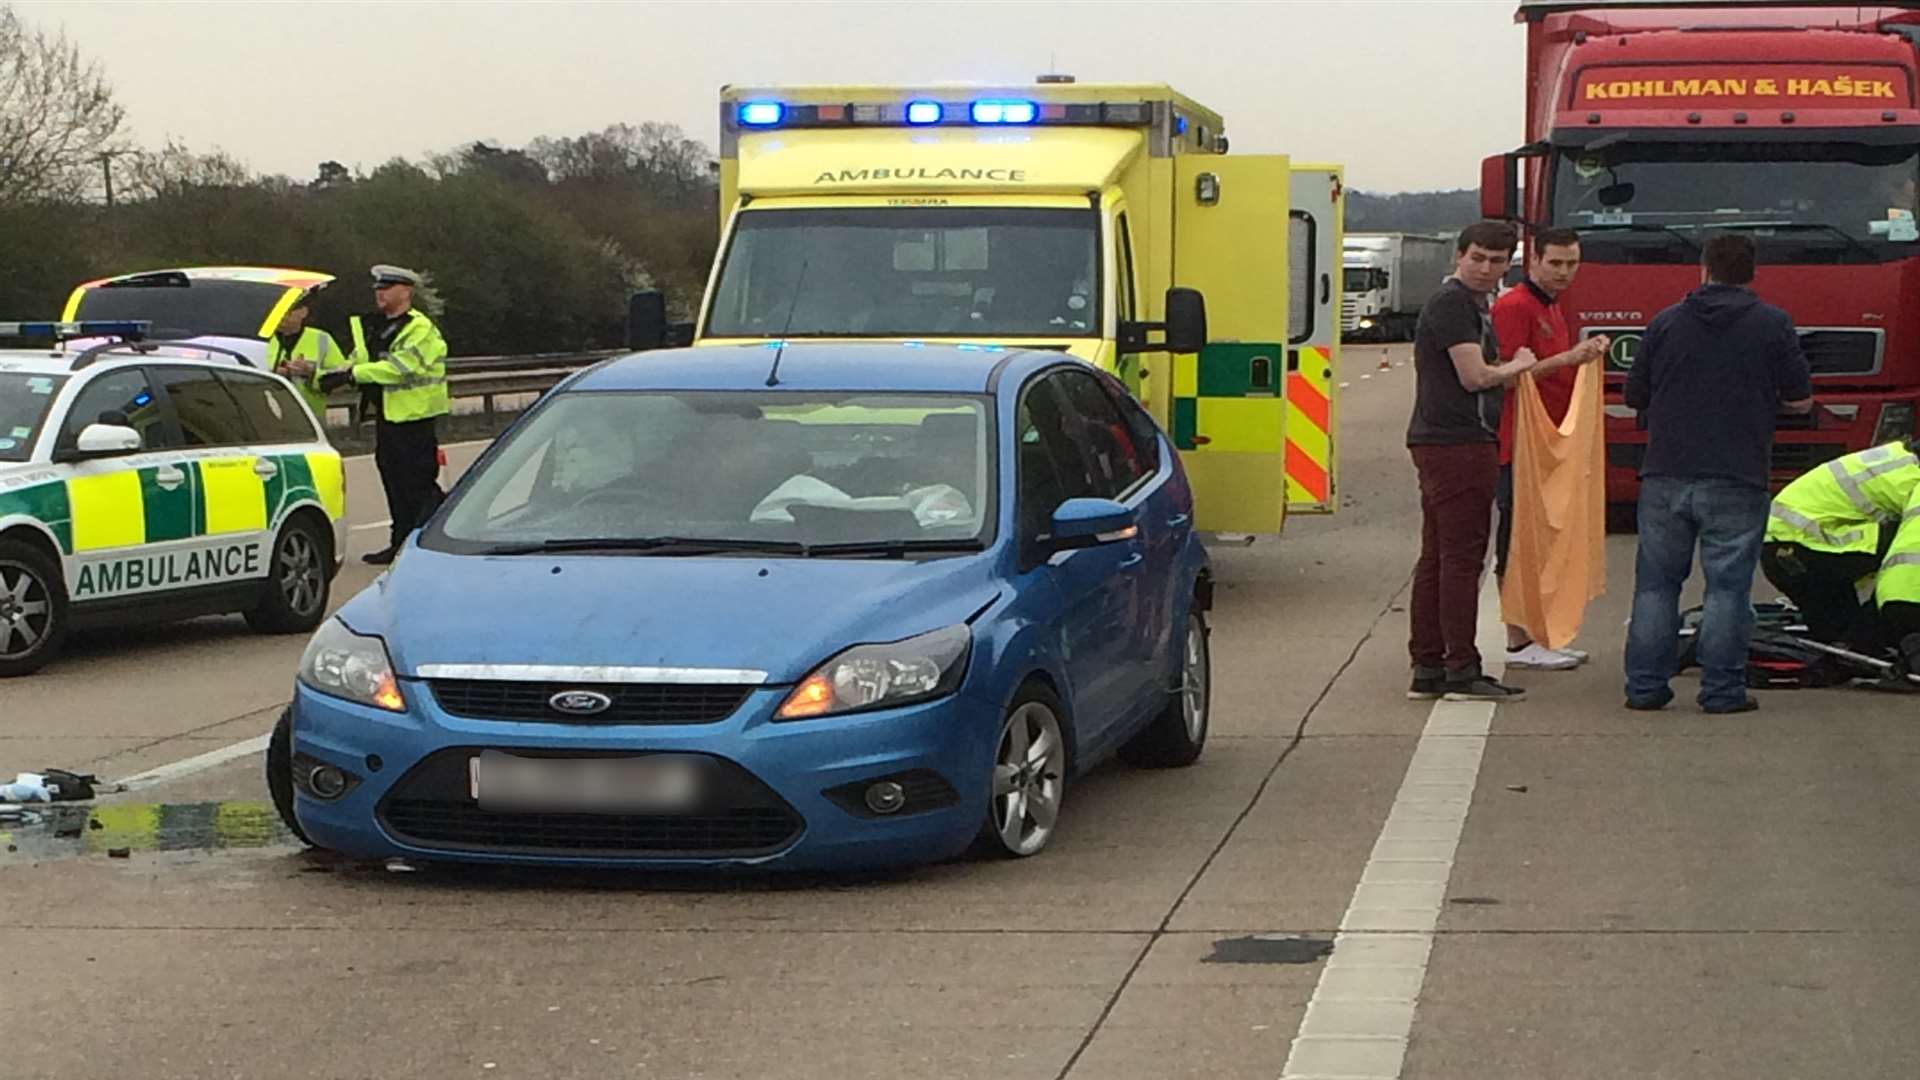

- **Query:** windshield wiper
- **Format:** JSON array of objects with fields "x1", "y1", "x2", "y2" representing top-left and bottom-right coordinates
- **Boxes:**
[
  {"x1": 1577, "y1": 222, "x2": 1702, "y2": 254},
  {"x1": 479, "y1": 536, "x2": 811, "y2": 557},
  {"x1": 1708, "y1": 221, "x2": 1877, "y2": 259},
  {"x1": 802, "y1": 538, "x2": 987, "y2": 558}
]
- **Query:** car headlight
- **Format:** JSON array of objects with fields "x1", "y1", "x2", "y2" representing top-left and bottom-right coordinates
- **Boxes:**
[
  {"x1": 775, "y1": 625, "x2": 971, "y2": 721},
  {"x1": 298, "y1": 617, "x2": 406, "y2": 712}
]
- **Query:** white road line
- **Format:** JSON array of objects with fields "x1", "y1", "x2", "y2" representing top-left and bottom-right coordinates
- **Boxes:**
[
  {"x1": 114, "y1": 734, "x2": 272, "y2": 790},
  {"x1": 1278, "y1": 575, "x2": 1504, "y2": 1079}
]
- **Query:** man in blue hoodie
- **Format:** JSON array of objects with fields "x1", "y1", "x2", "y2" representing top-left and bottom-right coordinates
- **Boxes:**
[{"x1": 1623, "y1": 233, "x2": 1813, "y2": 713}]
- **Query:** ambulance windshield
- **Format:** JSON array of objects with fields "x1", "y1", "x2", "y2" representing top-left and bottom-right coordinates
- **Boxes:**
[
  {"x1": 1554, "y1": 140, "x2": 1920, "y2": 262},
  {"x1": 0, "y1": 372, "x2": 67, "y2": 462},
  {"x1": 707, "y1": 207, "x2": 1100, "y2": 338}
]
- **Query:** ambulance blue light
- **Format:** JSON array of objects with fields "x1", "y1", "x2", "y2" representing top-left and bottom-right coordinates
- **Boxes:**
[
  {"x1": 738, "y1": 101, "x2": 784, "y2": 127},
  {"x1": 906, "y1": 101, "x2": 943, "y2": 125},
  {"x1": 971, "y1": 100, "x2": 1037, "y2": 125}
]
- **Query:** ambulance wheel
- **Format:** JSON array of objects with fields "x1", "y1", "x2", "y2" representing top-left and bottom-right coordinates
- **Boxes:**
[
  {"x1": 1119, "y1": 610, "x2": 1211, "y2": 768},
  {"x1": 266, "y1": 708, "x2": 313, "y2": 847},
  {"x1": 248, "y1": 517, "x2": 331, "y2": 634},
  {"x1": 0, "y1": 538, "x2": 68, "y2": 678}
]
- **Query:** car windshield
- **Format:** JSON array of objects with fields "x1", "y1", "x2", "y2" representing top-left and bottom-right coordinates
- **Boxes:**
[
  {"x1": 0, "y1": 372, "x2": 67, "y2": 462},
  {"x1": 429, "y1": 390, "x2": 995, "y2": 555},
  {"x1": 72, "y1": 278, "x2": 288, "y2": 339},
  {"x1": 1554, "y1": 140, "x2": 1920, "y2": 262},
  {"x1": 706, "y1": 207, "x2": 1100, "y2": 338}
]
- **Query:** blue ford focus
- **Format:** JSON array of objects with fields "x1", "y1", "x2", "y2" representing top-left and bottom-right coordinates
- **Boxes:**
[{"x1": 270, "y1": 343, "x2": 1212, "y2": 870}]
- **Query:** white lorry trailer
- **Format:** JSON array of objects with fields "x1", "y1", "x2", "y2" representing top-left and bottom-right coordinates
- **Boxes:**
[{"x1": 1340, "y1": 232, "x2": 1452, "y2": 342}]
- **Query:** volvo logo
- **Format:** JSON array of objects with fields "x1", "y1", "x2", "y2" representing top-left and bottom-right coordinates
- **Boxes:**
[{"x1": 549, "y1": 689, "x2": 613, "y2": 716}]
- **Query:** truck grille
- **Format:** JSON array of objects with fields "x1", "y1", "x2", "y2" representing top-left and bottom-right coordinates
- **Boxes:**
[
  {"x1": 1341, "y1": 295, "x2": 1360, "y2": 332},
  {"x1": 429, "y1": 680, "x2": 751, "y2": 725},
  {"x1": 1607, "y1": 442, "x2": 1849, "y2": 474},
  {"x1": 376, "y1": 748, "x2": 803, "y2": 857},
  {"x1": 1798, "y1": 330, "x2": 1881, "y2": 376},
  {"x1": 1595, "y1": 327, "x2": 1880, "y2": 376}
]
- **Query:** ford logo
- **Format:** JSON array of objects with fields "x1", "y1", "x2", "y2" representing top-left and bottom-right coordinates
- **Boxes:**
[{"x1": 549, "y1": 690, "x2": 613, "y2": 716}]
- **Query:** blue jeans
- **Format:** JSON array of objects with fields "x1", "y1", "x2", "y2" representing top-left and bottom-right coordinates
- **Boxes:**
[{"x1": 1624, "y1": 476, "x2": 1770, "y2": 710}]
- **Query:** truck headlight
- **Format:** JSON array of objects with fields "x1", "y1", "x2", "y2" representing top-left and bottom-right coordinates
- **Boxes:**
[
  {"x1": 1872, "y1": 402, "x2": 1915, "y2": 445},
  {"x1": 298, "y1": 617, "x2": 406, "y2": 712},
  {"x1": 775, "y1": 625, "x2": 971, "y2": 720}
]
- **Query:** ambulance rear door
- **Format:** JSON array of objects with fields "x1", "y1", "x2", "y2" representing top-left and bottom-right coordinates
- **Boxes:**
[{"x1": 1286, "y1": 165, "x2": 1343, "y2": 514}]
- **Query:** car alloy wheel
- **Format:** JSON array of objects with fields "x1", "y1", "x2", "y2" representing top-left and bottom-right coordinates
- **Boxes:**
[
  {"x1": 1181, "y1": 614, "x2": 1210, "y2": 743},
  {"x1": 991, "y1": 699, "x2": 1067, "y2": 857},
  {"x1": 278, "y1": 529, "x2": 324, "y2": 617},
  {"x1": 0, "y1": 560, "x2": 53, "y2": 661}
]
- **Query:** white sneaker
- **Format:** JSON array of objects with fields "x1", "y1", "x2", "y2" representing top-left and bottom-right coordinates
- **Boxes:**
[
  {"x1": 1558, "y1": 647, "x2": 1590, "y2": 663},
  {"x1": 1506, "y1": 643, "x2": 1580, "y2": 670}
]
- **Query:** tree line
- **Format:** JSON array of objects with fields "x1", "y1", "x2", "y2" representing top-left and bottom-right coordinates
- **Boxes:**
[{"x1": 4, "y1": 3, "x2": 1479, "y2": 356}]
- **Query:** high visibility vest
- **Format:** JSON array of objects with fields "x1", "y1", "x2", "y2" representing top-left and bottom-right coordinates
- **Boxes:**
[
  {"x1": 266, "y1": 326, "x2": 348, "y2": 420},
  {"x1": 1879, "y1": 485, "x2": 1920, "y2": 608},
  {"x1": 1766, "y1": 442, "x2": 1920, "y2": 555},
  {"x1": 348, "y1": 309, "x2": 450, "y2": 423}
]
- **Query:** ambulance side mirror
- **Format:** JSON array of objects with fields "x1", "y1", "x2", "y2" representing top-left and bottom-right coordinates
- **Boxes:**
[
  {"x1": 1164, "y1": 288, "x2": 1208, "y2": 353},
  {"x1": 626, "y1": 290, "x2": 668, "y2": 352},
  {"x1": 73, "y1": 423, "x2": 141, "y2": 457},
  {"x1": 1117, "y1": 287, "x2": 1209, "y2": 355}
]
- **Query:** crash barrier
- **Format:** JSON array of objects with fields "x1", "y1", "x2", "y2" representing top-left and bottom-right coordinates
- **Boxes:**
[{"x1": 320, "y1": 348, "x2": 625, "y2": 431}]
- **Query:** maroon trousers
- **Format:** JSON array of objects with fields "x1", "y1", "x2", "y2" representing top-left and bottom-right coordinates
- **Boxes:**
[{"x1": 1409, "y1": 442, "x2": 1499, "y2": 676}]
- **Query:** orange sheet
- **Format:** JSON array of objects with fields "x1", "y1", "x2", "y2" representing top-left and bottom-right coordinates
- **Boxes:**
[{"x1": 1499, "y1": 360, "x2": 1606, "y2": 649}]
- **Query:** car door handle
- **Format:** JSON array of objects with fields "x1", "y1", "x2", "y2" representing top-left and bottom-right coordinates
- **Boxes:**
[
  {"x1": 1118, "y1": 551, "x2": 1145, "y2": 570},
  {"x1": 253, "y1": 459, "x2": 279, "y2": 479},
  {"x1": 154, "y1": 466, "x2": 186, "y2": 491},
  {"x1": 1167, "y1": 513, "x2": 1190, "y2": 528}
]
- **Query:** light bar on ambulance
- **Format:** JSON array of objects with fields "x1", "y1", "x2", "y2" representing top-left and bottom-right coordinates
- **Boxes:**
[
  {"x1": 728, "y1": 98, "x2": 1157, "y2": 130},
  {"x1": 0, "y1": 320, "x2": 152, "y2": 340}
]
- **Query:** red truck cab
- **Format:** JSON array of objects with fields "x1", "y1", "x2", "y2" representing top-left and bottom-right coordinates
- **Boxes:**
[{"x1": 1483, "y1": 1, "x2": 1920, "y2": 512}]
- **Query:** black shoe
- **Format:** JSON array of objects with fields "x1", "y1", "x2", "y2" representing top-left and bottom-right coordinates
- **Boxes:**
[
  {"x1": 1408, "y1": 667, "x2": 1446, "y2": 701},
  {"x1": 361, "y1": 547, "x2": 397, "y2": 566},
  {"x1": 1624, "y1": 696, "x2": 1671, "y2": 711},
  {"x1": 1701, "y1": 696, "x2": 1759, "y2": 714},
  {"x1": 1443, "y1": 676, "x2": 1526, "y2": 702}
]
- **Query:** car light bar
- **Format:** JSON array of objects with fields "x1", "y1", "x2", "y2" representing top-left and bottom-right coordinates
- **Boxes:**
[
  {"x1": 0, "y1": 320, "x2": 152, "y2": 340},
  {"x1": 730, "y1": 99, "x2": 1163, "y2": 130}
]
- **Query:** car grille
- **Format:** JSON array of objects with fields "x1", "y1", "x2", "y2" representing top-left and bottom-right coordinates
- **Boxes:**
[
  {"x1": 377, "y1": 748, "x2": 803, "y2": 857},
  {"x1": 429, "y1": 680, "x2": 751, "y2": 725}
]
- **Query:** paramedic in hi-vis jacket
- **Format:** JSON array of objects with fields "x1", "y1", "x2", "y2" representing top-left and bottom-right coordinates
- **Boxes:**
[{"x1": 1762, "y1": 439, "x2": 1920, "y2": 682}]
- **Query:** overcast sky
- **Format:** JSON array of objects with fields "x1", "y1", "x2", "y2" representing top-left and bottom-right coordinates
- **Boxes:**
[{"x1": 14, "y1": 0, "x2": 1523, "y2": 193}]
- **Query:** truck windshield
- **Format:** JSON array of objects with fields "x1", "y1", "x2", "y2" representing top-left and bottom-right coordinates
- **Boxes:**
[
  {"x1": 707, "y1": 207, "x2": 1100, "y2": 338},
  {"x1": 428, "y1": 390, "x2": 995, "y2": 555},
  {"x1": 0, "y1": 372, "x2": 68, "y2": 462},
  {"x1": 1554, "y1": 141, "x2": 1920, "y2": 263},
  {"x1": 1342, "y1": 267, "x2": 1377, "y2": 292}
]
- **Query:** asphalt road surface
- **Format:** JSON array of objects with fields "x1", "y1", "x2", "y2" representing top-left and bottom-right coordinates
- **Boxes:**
[{"x1": 3, "y1": 343, "x2": 1917, "y2": 1080}]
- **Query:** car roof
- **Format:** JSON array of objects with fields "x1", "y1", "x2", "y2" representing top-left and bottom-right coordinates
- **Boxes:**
[
  {"x1": 570, "y1": 342, "x2": 1067, "y2": 395},
  {"x1": 0, "y1": 344, "x2": 263, "y2": 377}
]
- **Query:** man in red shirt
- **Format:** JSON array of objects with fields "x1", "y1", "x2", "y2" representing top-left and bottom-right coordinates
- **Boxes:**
[{"x1": 1492, "y1": 227, "x2": 1607, "y2": 669}]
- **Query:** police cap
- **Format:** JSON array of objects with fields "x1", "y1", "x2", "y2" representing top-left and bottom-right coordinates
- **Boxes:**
[{"x1": 370, "y1": 264, "x2": 422, "y2": 289}]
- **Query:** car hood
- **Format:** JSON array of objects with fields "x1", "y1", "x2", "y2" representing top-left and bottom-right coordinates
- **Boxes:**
[{"x1": 338, "y1": 547, "x2": 1005, "y2": 685}]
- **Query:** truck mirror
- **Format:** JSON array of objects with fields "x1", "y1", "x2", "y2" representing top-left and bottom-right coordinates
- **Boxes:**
[
  {"x1": 1165, "y1": 288, "x2": 1208, "y2": 353},
  {"x1": 626, "y1": 290, "x2": 668, "y2": 352},
  {"x1": 1480, "y1": 153, "x2": 1518, "y2": 221}
]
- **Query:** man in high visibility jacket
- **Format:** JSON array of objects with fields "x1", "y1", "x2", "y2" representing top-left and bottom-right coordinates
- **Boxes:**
[
  {"x1": 321, "y1": 264, "x2": 450, "y2": 565},
  {"x1": 1761, "y1": 439, "x2": 1920, "y2": 669},
  {"x1": 266, "y1": 290, "x2": 349, "y2": 423}
]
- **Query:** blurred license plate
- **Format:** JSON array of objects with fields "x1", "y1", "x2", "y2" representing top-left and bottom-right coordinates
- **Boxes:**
[{"x1": 470, "y1": 751, "x2": 703, "y2": 813}]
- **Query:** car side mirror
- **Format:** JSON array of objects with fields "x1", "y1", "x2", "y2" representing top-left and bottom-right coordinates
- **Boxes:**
[
  {"x1": 1118, "y1": 287, "x2": 1209, "y2": 355},
  {"x1": 626, "y1": 289, "x2": 668, "y2": 351},
  {"x1": 74, "y1": 423, "x2": 141, "y2": 457},
  {"x1": 1050, "y1": 497, "x2": 1138, "y2": 551}
]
